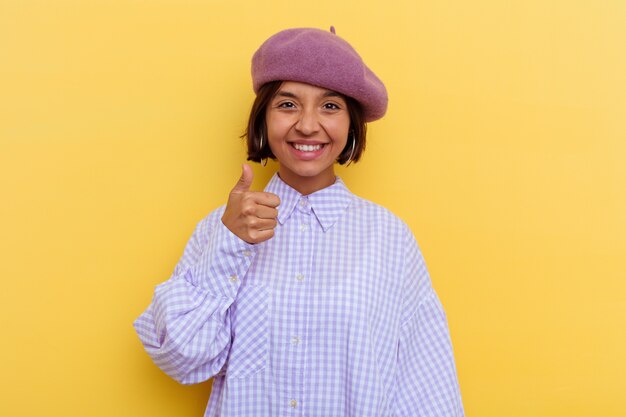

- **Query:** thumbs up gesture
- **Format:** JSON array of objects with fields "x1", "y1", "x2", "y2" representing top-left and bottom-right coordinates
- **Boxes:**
[{"x1": 221, "y1": 164, "x2": 281, "y2": 244}]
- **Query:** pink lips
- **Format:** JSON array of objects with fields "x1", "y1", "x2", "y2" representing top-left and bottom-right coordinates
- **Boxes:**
[{"x1": 289, "y1": 142, "x2": 327, "y2": 161}]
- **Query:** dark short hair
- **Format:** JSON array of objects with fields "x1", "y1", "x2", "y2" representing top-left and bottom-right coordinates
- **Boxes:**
[{"x1": 243, "y1": 81, "x2": 367, "y2": 164}]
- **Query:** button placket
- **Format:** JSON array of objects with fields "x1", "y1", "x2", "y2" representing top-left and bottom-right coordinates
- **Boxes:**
[
  {"x1": 284, "y1": 197, "x2": 311, "y2": 413},
  {"x1": 297, "y1": 197, "x2": 311, "y2": 214}
]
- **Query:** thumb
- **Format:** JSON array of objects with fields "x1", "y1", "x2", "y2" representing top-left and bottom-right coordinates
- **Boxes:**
[{"x1": 231, "y1": 163, "x2": 253, "y2": 193}]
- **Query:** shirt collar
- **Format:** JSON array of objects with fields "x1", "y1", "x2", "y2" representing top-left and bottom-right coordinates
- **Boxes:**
[{"x1": 264, "y1": 173, "x2": 354, "y2": 232}]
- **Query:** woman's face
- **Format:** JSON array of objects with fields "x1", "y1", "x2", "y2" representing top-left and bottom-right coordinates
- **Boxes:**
[{"x1": 265, "y1": 81, "x2": 350, "y2": 195}]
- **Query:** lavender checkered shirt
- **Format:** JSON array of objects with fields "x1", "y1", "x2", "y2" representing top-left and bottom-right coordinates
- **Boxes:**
[{"x1": 134, "y1": 174, "x2": 464, "y2": 417}]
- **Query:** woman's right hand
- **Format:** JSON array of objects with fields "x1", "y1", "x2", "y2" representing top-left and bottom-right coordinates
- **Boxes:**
[{"x1": 221, "y1": 164, "x2": 280, "y2": 244}]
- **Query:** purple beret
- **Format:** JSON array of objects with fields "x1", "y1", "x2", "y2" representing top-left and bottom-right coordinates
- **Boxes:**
[{"x1": 251, "y1": 27, "x2": 388, "y2": 122}]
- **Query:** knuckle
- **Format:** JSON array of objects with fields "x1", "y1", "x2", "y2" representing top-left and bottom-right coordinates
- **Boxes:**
[
  {"x1": 249, "y1": 230, "x2": 261, "y2": 243},
  {"x1": 241, "y1": 193, "x2": 254, "y2": 204},
  {"x1": 242, "y1": 204, "x2": 255, "y2": 216}
]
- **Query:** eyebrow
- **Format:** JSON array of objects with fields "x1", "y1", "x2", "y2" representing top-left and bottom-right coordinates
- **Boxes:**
[
  {"x1": 274, "y1": 90, "x2": 344, "y2": 99},
  {"x1": 275, "y1": 91, "x2": 297, "y2": 99}
]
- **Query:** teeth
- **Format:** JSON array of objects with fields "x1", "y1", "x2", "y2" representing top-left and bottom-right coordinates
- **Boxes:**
[{"x1": 293, "y1": 143, "x2": 322, "y2": 152}]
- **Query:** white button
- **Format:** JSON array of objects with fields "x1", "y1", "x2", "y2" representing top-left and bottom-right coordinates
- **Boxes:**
[
  {"x1": 229, "y1": 275, "x2": 238, "y2": 283},
  {"x1": 291, "y1": 336, "x2": 300, "y2": 345},
  {"x1": 289, "y1": 399, "x2": 298, "y2": 408},
  {"x1": 299, "y1": 224, "x2": 307, "y2": 232},
  {"x1": 299, "y1": 200, "x2": 306, "y2": 206},
  {"x1": 295, "y1": 274, "x2": 304, "y2": 282},
  {"x1": 243, "y1": 250, "x2": 252, "y2": 257}
]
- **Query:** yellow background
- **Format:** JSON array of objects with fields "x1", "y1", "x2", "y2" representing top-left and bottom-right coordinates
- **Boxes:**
[{"x1": 1, "y1": 0, "x2": 624, "y2": 416}]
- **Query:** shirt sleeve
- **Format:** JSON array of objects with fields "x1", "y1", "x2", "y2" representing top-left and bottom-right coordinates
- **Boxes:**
[
  {"x1": 133, "y1": 210, "x2": 256, "y2": 385},
  {"x1": 394, "y1": 228, "x2": 465, "y2": 417}
]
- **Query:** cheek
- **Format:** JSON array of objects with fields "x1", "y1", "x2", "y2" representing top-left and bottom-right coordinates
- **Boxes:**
[
  {"x1": 265, "y1": 114, "x2": 291, "y2": 139},
  {"x1": 329, "y1": 118, "x2": 351, "y2": 142},
  {"x1": 265, "y1": 120, "x2": 291, "y2": 154}
]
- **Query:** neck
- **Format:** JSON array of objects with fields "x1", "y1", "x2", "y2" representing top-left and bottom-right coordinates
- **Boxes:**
[{"x1": 277, "y1": 168, "x2": 336, "y2": 195}]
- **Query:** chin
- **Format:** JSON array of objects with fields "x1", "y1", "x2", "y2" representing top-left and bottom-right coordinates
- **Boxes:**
[{"x1": 297, "y1": 162, "x2": 334, "y2": 175}]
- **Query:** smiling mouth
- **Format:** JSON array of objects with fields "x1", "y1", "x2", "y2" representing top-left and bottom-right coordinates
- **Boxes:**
[{"x1": 292, "y1": 143, "x2": 325, "y2": 152}]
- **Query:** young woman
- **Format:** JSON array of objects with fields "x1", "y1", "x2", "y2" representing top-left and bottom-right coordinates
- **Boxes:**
[{"x1": 134, "y1": 27, "x2": 464, "y2": 417}]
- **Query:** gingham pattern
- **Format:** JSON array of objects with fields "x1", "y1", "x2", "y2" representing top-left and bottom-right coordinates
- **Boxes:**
[{"x1": 134, "y1": 174, "x2": 464, "y2": 417}]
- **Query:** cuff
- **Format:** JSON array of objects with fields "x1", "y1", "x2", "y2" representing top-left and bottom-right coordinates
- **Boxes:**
[{"x1": 188, "y1": 219, "x2": 257, "y2": 299}]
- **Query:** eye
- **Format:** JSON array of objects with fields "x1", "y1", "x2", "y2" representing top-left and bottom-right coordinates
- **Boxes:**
[
  {"x1": 277, "y1": 101, "x2": 296, "y2": 109},
  {"x1": 323, "y1": 102, "x2": 341, "y2": 110}
]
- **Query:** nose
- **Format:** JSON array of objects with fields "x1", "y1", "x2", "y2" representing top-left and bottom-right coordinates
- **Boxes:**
[{"x1": 294, "y1": 107, "x2": 320, "y2": 136}]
